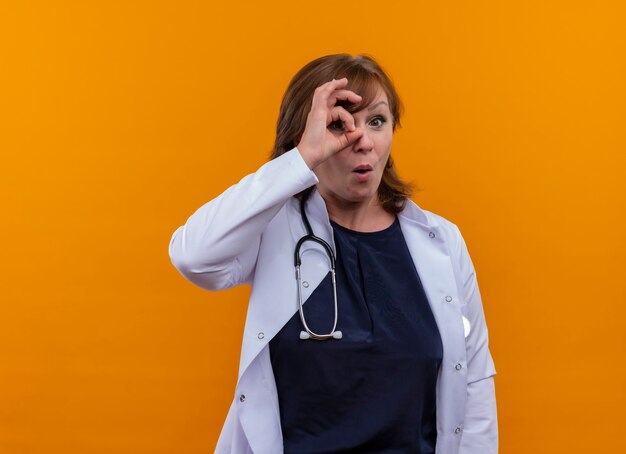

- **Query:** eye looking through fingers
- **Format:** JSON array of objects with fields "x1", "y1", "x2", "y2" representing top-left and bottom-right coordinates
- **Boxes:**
[
  {"x1": 327, "y1": 91, "x2": 360, "y2": 134},
  {"x1": 328, "y1": 119, "x2": 346, "y2": 132},
  {"x1": 327, "y1": 105, "x2": 356, "y2": 133},
  {"x1": 329, "y1": 101, "x2": 354, "y2": 132}
]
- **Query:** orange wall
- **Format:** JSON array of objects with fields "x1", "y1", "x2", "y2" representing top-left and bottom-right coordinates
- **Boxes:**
[{"x1": 2, "y1": 1, "x2": 625, "y2": 453}]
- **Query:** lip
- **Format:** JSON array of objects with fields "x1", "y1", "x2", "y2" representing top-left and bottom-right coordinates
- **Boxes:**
[
  {"x1": 352, "y1": 164, "x2": 373, "y2": 173},
  {"x1": 352, "y1": 164, "x2": 374, "y2": 182}
]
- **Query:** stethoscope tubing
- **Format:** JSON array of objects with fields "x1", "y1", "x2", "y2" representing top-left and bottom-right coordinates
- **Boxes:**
[{"x1": 294, "y1": 197, "x2": 342, "y2": 340}]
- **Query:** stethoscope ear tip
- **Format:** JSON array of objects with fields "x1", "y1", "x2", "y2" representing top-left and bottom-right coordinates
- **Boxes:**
[
  {"x1": 300, "y1": 331, "x2": 311, "y2": 340},
  {"x1": 332, "y1": 331, "x2": 343, "y2": 339}
]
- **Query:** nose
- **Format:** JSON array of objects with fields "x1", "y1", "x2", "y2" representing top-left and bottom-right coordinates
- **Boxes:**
[{"x1": 352, "y1": 127, "x2": 374, "y2": 153}]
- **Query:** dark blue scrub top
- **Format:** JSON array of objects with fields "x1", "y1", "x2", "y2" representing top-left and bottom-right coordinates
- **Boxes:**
[{"x1": 270, "y1": 217, "x2": 443, "y2": 454}]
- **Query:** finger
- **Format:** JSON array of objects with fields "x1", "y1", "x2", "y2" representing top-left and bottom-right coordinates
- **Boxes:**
[
  {"x1": 311, "y1": 78, "x2": 349, "y2": 109},
  {"x1": 335, "y1": 127, "x2": 364, "y2": 151},
  {"x1": 328, "y1": 106, "x2": 356, "y2": 131},
  {"x1": 327, "y1": 89, "x2": 362, "y2": 107},
  {"x1": 328, "y1": 77, "x2": 348, "y2": 88}
]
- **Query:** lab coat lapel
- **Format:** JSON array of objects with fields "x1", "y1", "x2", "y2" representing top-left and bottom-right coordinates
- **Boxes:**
[
  {"x1": 398, "y1": 201, "x2": 465, "y2": 352},
  {"x1": 237, "y1": 192, "x2": 334, "y2": 379},
  {"x1": 234, "y1": 194, "x2": 337, "y2": 454},
  {"x1": 398, "y1": 201, "x2": 467, "y2": 440}
]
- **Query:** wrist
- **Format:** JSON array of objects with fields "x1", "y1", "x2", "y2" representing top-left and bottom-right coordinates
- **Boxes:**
[{"x1": 296, "y1": 144, "x2": 320, "y2": 170}]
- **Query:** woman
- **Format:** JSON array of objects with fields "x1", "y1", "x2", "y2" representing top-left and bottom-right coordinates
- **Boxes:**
[{"x1": 169, "y1": 54, "x2": 497, "y2": 454}]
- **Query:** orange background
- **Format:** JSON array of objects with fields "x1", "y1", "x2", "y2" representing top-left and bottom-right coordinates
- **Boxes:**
[{"x1": 2, "y1": 1, "x2": 625, "y2": 453}]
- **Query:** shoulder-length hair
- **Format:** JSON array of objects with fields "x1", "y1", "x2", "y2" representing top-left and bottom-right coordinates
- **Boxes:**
[{"x1": 270, "y1": 54, "x2": 412, "y2": 214}]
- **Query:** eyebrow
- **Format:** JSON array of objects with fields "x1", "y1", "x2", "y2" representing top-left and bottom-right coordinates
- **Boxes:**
[{"x1": 367, "y1": 101, "x2": 388, "y2": 111}]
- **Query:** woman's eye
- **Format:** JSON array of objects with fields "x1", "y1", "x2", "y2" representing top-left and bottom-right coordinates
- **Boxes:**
[
  {"x1": 328, "y1": 120, "x2": 346, "y2": 131},
  {"x1": 369, "y1": 116, "x2": 387, "y2": 128}
]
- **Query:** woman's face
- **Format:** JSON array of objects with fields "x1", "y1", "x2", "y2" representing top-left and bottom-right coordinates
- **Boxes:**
[{"x1": 314, "y1": 86, "x2": 393, "y2": 209}]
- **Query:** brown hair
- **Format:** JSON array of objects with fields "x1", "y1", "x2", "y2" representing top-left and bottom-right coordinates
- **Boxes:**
[{"x1": 270, "y1": 54, "x2": 412, "y2": 214}]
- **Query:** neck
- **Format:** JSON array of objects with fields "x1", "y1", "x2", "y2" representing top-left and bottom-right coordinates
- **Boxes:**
[{"x1": 321, "y1": 193, "x2": 395, "y2": 232}]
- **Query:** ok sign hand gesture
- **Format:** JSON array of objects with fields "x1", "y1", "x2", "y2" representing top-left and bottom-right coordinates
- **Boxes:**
[{"x1": 297, "y1": 78, "x2": 364, "y2": 170}]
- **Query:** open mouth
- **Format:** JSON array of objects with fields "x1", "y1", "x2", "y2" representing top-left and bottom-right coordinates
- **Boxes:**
[{"x1": 353, "y1": 165, "x2": 373, "y2": 174}]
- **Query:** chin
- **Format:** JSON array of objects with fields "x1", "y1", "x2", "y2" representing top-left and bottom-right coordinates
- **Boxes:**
[{"x1": 345, "y1": 188, "x2": 379, "y2": 203}]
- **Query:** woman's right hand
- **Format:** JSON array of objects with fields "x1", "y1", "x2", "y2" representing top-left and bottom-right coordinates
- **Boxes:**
[{"x1": 296, "y1": 78, "x2": 364, "y2": 170}]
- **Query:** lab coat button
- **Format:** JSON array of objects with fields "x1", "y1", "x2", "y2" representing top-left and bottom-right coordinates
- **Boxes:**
[
  {"x1": 239, "y1": 394, "x2": 246, "y2": 403},
  {"x1": 302, "y1": 281, "x2": 309, "y2": 288},
  {"x1": 454, "y1": 426, "x2": 462, "y2": 434},
  {"x1": 445, "y1": 295, "x2": 453, "y2": 302},
  {"x1": 455, "y1": 363, "x2": 462, "y2": 371},
  {"x1": 429, "y1": 231, "x2": 436, "y2": 238},
  {"x1": 257, "y1": 332, "x2": 265, "y2": 340}
]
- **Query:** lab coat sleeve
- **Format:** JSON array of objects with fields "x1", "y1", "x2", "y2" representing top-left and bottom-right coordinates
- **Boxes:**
[
  {"x1": 453, "y1": 224, "x2": 498, "y2": 453},
  {"x1": 168, "y1": 147, "x2": 318, "y2": 291}
]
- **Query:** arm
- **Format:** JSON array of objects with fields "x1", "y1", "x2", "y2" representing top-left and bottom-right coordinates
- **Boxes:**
[
  {"x1": 168, "y1": 148, "x2": 318, "y2": 291},
  {"x1": 169, "y1": 78, "x2": 364, "y2": 292},
  {"x1": 453, "y1": 225, "x2": 498, "y2": 453}
]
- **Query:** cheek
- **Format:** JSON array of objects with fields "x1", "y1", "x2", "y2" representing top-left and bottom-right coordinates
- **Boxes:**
[
  {"x1": 314, "y1": 160, "x2": 343, "y2": 186},
  {"x1": 377, "y1": 141, "x2": 392, "y2": 162},
  {"x1": 321, "y1": 153, "x2": 351, "y2": 172},
  {"x1": 379, "y1": 132, "x2": 393, "y2": 150}
]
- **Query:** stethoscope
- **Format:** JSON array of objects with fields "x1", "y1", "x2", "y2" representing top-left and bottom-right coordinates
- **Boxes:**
[
  {"x1": 294, "y1": 196, "x2": 343, "y2": 340},
  {"x1": 294, "y1": 197, "x2": 474, "y2": 342}
]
